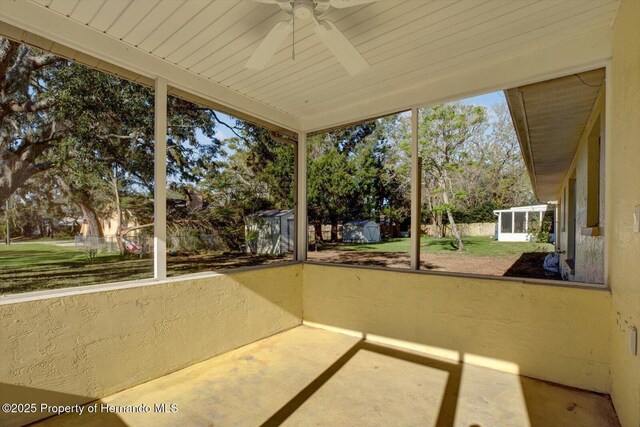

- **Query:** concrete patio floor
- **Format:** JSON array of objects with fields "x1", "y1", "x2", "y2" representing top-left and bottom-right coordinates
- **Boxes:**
[{"x1": 35, "y1": 325, "x2": 619, "y2": 427}]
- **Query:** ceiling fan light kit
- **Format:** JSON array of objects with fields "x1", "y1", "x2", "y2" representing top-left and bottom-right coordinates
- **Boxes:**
[{"x1": 246, "y1": 0, "x2": 378, "y2": 76}]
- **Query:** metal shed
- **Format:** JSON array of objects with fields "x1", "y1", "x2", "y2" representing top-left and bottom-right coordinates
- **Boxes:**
[
  {"x1": 245, "y1": 210, "x2": 294, "y2": 255},
  {"x1": 342, "y1": 221, "x2": 381, "y2": 244}
]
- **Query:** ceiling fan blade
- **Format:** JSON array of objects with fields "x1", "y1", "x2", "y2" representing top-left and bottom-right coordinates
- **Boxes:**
[
  {"x1": 329, "y1": 0, "x2": 380, "y2": 8},
  {"x1": 246, "y1": 20, "x2": 293, "y2": 70},
  {"x1": 314, "y1": 20, "x2": 369, "y2": 76}
]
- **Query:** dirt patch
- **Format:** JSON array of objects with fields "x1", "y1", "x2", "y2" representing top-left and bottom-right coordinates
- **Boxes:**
[
  {"x1": 307, "y1": 249, "x2": 550, "y2": 278},
  {"x1": 167, "y1": 252, "x2": 289, "y2": 275}
]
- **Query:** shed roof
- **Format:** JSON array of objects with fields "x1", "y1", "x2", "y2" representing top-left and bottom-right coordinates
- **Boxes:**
[
  {"x1": 344, "y1": 220, "x2": 378, "y2": 227},
  {"x1": 493, "y1": 204, "x2": 554, "y2": 214},
  {"x1": 247, "y1": 210, "x2": 294, "y2": 218}
]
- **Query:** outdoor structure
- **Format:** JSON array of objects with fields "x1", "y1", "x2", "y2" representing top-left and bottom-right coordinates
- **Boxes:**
[
  {"x1": 342, "y1": 220, "x2": 381, "y2": 243},
  {"x1": 506, "y1": 69, "x2": 606, "y2": 283},
  {"x1": 245, "y1": 209, "x2": 295, "y2": 255},
  {"x1": 493, "y1": 204, "x2": 554, "y2": 242},
  {"x1": 79, "y1": 211, "x2": 140, "y2": 238},
  {"x1": 0, "y1": 1, "x2": 638, "y2": 427}
]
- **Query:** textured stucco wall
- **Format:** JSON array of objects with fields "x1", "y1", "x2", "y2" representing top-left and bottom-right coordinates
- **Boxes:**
[
  {"x1": 608, "y1": 0, "x2": 640, "y2": 425},
  {"x1": 0, "y1": 264, "x2": 302, "y2": 426},
  {"x1": 553, "y1": 90, "x2": 605, "y2": 283},
  {"x1": 303, "y1": 264, "x2": 611, "y2": 393},
  {"x1": 567, "y1": 94, "x2": 606, "y2": 284}
]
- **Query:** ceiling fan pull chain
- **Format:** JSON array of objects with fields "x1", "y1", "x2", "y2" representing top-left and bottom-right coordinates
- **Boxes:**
[{"x1": 292, "y1": 8, "x2": 296, "y2": 61}]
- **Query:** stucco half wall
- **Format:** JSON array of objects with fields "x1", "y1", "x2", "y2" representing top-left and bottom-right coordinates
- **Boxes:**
[
  {"x1": 0, "y1": 264, "x2": 302, "y2": 427},
  {"x1": 608, "y1": 0, "x2": 640, "y2": 426},
  {"x1": 303, "y1": 263, "x2": 611, "y2": 393}
]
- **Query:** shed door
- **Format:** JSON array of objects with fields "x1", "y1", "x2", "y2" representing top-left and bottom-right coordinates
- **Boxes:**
[
  {"x1": 287, "y1": 219, "x2": 295, "y2": 252},
  {"x1": 364, "y1": 225, "x2": 379, "y2": 242}
]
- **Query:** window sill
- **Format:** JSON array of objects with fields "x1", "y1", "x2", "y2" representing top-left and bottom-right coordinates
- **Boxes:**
[
  {"x1": 581, "y1": 226, "x2": 600, "y2": 236},
  {"x1": 302, "y1": 261, "x2": 609, "y2": 292}
]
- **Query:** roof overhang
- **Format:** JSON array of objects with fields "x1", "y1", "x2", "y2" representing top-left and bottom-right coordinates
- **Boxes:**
[
  {"x1": 0, "y1": 0, "x2": 619, "y2": 135},
  {"x1": 504, "y1": 69, "x2": 605, "y2": 202}
]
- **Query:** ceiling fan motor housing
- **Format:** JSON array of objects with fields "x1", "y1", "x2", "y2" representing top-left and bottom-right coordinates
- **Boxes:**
[
  {"x1": 293, "y1": 0, "x2": 316, "y2": 20},
  {"x1": 247, "y1": 0, "x2": 372, "y2": 75}
]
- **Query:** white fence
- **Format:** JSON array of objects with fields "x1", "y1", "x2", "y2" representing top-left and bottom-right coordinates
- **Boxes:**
[
  {"x1": 421, "y1": 222, "x2": 495, "y2": 238},
  {"x1": 75, "y1": 235, "x2": 152, "y2": 256}
]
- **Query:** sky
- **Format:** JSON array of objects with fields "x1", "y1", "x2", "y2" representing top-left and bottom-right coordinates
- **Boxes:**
[
  {"x1": 460, "y1": 91, "x2": 505, "y2": 108},
  {"x1": 212, "y1": 112, "x2": 239, "y2": 141},
  {"x1": 183, "y1": 90, "x2": 509, "y2": 184},
  {"x1": 202, "y1": 91, "x2": 507, "y2": 144}
]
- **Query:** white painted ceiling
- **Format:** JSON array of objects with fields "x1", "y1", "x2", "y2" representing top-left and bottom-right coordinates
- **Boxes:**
[{"x1": 2, "y1": 0, "x2": 622, "y2": 131}]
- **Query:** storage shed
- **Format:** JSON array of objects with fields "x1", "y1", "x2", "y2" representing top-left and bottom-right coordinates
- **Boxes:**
[
  {"x1": 245, "y1": 210, "x2": 294, "y2": 255},
  {"x1": 342, "y1": 221, "x2": 381, "y2": 243},
  {"x1": 493, "y1": 205, "x2": 555, "y2": 242}
]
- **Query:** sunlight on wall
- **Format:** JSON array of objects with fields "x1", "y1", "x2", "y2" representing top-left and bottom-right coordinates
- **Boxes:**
[
  {"x1": 303, "y1": 264, "x2": 611, "y2": 392},
  {"x1": 608, "y1": 1, "x2": 640, "y2": 425}
]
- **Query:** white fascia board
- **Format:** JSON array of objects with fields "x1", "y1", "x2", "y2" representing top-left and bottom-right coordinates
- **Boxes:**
[
  {"x1": 302, "y1": 28, "x2": 613, "y2": 133},
  {"x1": 0, "y1": 1, "x2": 302, "y2": 133}
]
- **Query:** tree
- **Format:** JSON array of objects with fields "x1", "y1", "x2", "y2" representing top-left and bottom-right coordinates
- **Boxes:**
[
  {"x1": 0, "y1": 39, "x2": 64, "y2": 204},
  {"x1": 307, "y1": 121, "x2": 385, "y2": 242},
  {"x1": 307, "y1": 145, "x2": 354, "y2": 241},
  {"x1": 418, "y1": 103, "x2": 487, "y2": 250},
  {"x1": 1, "y1": 38, "x2": 221, "y2": 238}
]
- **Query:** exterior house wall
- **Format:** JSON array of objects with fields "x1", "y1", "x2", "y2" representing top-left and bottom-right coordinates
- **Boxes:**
[
  {"x1": 0, "y1": 264, "x2": 303, "y2": 427},
  {"x1": 303, "y1": 264, "x2": 611, "y2": 394},
  {"x1": 79, "y1": 211, "x2": 140, "y2": 238},
  {"x1": 608, "y1": 1, "x2": 640, "y2": 425},
  {"x1": 556, "y1": 92, "x2": 605, "y2": 283}
]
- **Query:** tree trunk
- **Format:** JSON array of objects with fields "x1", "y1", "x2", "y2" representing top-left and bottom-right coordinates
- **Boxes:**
[
  {"x1": 56, "y1": 178, "x2": 104, "y2": 238},
  {"x1": 0, "y1": 161, "x2": 50, "y2": 207},
  {"x1": 111, "y1": 168, "x2": 125, "y2": 254},
  {"x1": 0, "y1": 123, "x2": 61, "y2": 207},
  {"x1": 78, "y1": 199, "x2": 104, "y2": 238},
  {"x1": 440, "y1": 186, "x2": 464, "y2": 250},
  {"x1": 313, "y1": 220, "x2": 323, "y2": 244},
  {"x1": 330, "y1": 219, "x2": 339, "y2": 242},
  {"x1": 435, "y1": 210, "x2": 444, "y2": 238}
]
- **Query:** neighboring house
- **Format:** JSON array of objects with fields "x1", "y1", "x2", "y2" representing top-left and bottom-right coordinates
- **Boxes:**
[
  {"x1": 245, "y1": 210, "x2": 294, "y2": 255},
  {"x1": 493, "y1": 204, "x2": 554, "y2": 242},
  {"x1": 343, "y1": 221, "x2": 381, "y2": 243},
  {"x1": 79, "y1": 211, "x2": 140, "y2": 238},
  {"x1": 506, "y1": 68, "x2": 606, "y2": 283}
]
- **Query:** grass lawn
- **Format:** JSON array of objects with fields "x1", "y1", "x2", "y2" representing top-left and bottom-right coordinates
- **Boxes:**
[
  {"x1": 328, "y1": 236, "x2": 553, "y2": 256},
  {"x1": 0, "y1": 243, "x2": 286, "y2": 295},
  {"x1": 0, "y1": 243, "x2": 153, "y2": 294}
]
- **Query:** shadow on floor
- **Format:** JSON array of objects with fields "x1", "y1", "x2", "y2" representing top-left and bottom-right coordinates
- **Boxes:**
[
  {"x1": 520, "y1": 378, "x2": 621, "y2": 427},
  {"x1": 260, "y1": 340, "x2": 462, "y2": 427}
]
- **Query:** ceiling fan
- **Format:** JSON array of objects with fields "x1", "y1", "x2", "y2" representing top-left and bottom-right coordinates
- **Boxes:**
[{"x1": 247, "y1": 0, "x2": 379, "y2": 76}]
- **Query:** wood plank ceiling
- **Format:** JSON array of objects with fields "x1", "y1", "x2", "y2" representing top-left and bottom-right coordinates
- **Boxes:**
[{"x1": 28, "y1": 0, "x2": 620, "y2": 128}]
